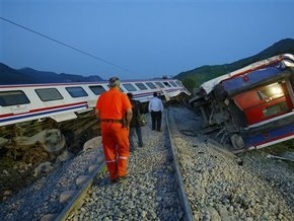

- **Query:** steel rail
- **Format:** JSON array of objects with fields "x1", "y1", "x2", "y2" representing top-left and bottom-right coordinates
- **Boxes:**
[
  {"x1": 56, "y1": 164, "x2": 107, "y2": 221},
  {"x1": 165, "y1": 108, "x2": 194, "y2": 221}
]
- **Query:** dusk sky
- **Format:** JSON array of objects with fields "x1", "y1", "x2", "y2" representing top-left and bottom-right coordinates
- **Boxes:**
[{"x1": 1, "y1": 0, "x2": 294, "y2": 80}]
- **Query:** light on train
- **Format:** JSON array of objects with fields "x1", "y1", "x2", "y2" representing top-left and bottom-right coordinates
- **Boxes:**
[{"x1": 270, "y1": 85, "x2": 283, "y2": 95}]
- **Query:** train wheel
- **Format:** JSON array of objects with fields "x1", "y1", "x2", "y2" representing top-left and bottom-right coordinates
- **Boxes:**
[
  {"x1": 43, "y1": 129, "x2": 66, "y2": 154},
  {"x1": 230, "y1": 134, "x2": 245, "y2": 149}
]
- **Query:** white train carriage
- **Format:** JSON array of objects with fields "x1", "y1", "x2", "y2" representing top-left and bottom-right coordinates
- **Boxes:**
[
  {"x1": 0, "y1": 78, "x2": 189, "y2": 126},
  {"x1": 0, "y1": 78, "x2": 190, "y2": 154}
]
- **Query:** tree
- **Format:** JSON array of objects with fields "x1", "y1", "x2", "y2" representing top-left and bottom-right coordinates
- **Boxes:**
[{"x1": 182, "y1": 77, "x2": 197, "y2": 93}]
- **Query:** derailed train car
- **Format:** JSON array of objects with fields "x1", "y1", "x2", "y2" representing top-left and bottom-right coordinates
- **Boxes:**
[
  {"x1": 190, "y1": 54, "x2": 294, "y2": 151},
  {"x1": 0, "y1": 78, "x2": 190, "y2": 160}
]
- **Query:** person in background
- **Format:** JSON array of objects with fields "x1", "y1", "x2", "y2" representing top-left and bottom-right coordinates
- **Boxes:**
[
  {"x1": 95, "y1": 77, "x2": 132, "y2": 183},
  {"x1": 148, "y1": 92, "x2": 164, "y2": 132},
  {"x1": 127, "y1": 93, "x2": 144, "y2": 151}
]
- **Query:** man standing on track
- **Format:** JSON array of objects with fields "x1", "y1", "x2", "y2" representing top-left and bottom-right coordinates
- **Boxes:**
[
  {"x1": 95, "y1": 77, "x2": 133, "y2": 183},
  {"x1": 127, "y1": 93, "x2": 144, "y2": 151},
  {"x1": 148, "y1": 92, "x2": 164, "y2": 132}
]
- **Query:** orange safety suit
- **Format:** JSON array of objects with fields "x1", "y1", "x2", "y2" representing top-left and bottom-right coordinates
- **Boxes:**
[{"x1": 95, "y1": 88, "x2": 132, "y2": 181}]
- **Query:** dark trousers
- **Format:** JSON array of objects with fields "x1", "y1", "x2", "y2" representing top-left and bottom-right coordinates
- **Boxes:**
[
  {"x1": 151, "y1": 111, "x2": 162, "y2": 131},
  {"x1": 129, "y1": 126, "x2": 143, "y2": 151}
]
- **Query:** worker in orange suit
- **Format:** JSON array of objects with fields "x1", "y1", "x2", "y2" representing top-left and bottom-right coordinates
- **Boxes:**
[{"x1": 95, "y1": 77, "x2": 133, "y2": 183}]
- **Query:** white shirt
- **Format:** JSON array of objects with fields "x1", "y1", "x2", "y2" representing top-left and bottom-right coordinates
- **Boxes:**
[{"x1": 148, "y1": 97, "x2": 164, "y2": 112}]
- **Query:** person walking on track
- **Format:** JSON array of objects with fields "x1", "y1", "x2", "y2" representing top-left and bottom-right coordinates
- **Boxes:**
[
  {"x1": 95, "y1": 77, "x2": 133, "y2": 183},
  {"x1": 148, "y1": 92, "x2": 164, "y2": 132},
  {"x1": 127, "y1": 93, "x2": 144, "y2": 151}
]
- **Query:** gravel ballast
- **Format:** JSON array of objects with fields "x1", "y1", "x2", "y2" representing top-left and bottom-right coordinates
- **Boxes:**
[{"x1": 1, "y1": 106, "x2": 294, "y2": 220}]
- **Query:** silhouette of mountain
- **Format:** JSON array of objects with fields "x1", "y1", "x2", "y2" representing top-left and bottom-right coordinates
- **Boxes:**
[{"x1": 0, "y1": 64, "x2": 103, "y2": 85}]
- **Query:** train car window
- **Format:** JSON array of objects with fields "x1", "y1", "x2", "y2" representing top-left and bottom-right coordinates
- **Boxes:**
[
  {"x1": 122, "y1": 83, "x2": 137, "y2": 91},
  {"x1": 263, "y1": 101, "x2": 289, "y2": 118},
  {"x1": 66, "y1": 86, "x2": 88, "y2": 97},
  {"x1": 89, "y1": 85, "x2": 106, "y2": 95},
  {"x1": 163, "y1": 81, "x2": 171, "y2": 87},
  {"x1": 0, "y1": 90, "x2": 30, "y2": 106},
  {"x1": 135, "y1": 82, "x2": 148, "y2": 90},
  {"x1": 35, "y1": 88, "x2": 63, "y2": 101},
  {"x1": 146, "y1": 82, "x2": 156, "y2": 89},
  {"x1": 257, "y1": 83, "x2": 284, "y2": 100},
  {"x1": 176, "y1": 81, "x2": 183, "y2": 87},
  {"x1": 169, "y1": 81, "x2": 177, "y2": 87},
  {"x1": 155, "y1": 82, "x2": 165, "y2": 88}
]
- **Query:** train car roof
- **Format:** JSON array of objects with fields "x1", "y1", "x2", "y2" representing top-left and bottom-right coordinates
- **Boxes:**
[{"x1": 200, "y1": 53, "x2": 294, "y2": 94}]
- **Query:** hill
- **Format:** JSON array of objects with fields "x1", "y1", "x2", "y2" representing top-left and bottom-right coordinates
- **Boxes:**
[
  {"x1": 0, "y1": 63, "x2": 103, "y2": 84},
  {"x1": 175, "y1": 38, "x2": 294, "y2": 92}
]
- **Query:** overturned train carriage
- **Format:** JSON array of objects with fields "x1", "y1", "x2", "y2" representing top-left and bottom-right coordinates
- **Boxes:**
[
  {"x1": 0, "y1": 78, "x2": 190, "y2": 160},
  {"x1": 190, "y1": 54, "x2": 294, "y2": 151}
]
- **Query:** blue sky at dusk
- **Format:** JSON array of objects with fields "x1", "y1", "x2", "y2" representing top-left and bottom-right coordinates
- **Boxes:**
[{"x1": 1, "y1": 0, "x2": 294, "y2": 80}]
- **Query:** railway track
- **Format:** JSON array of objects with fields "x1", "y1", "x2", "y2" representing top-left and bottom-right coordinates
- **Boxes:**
[
  {"x1": 1, "y1": 106, "x2": 294, "y2": 220},
  {"x1": 59, "y1": 107, "x2": 194, "y2": 221}
]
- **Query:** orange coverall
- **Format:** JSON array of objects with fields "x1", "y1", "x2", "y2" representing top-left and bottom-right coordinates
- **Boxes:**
[{"x1": 95, "y1": 88, "x2": 132, "y2": 181}]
